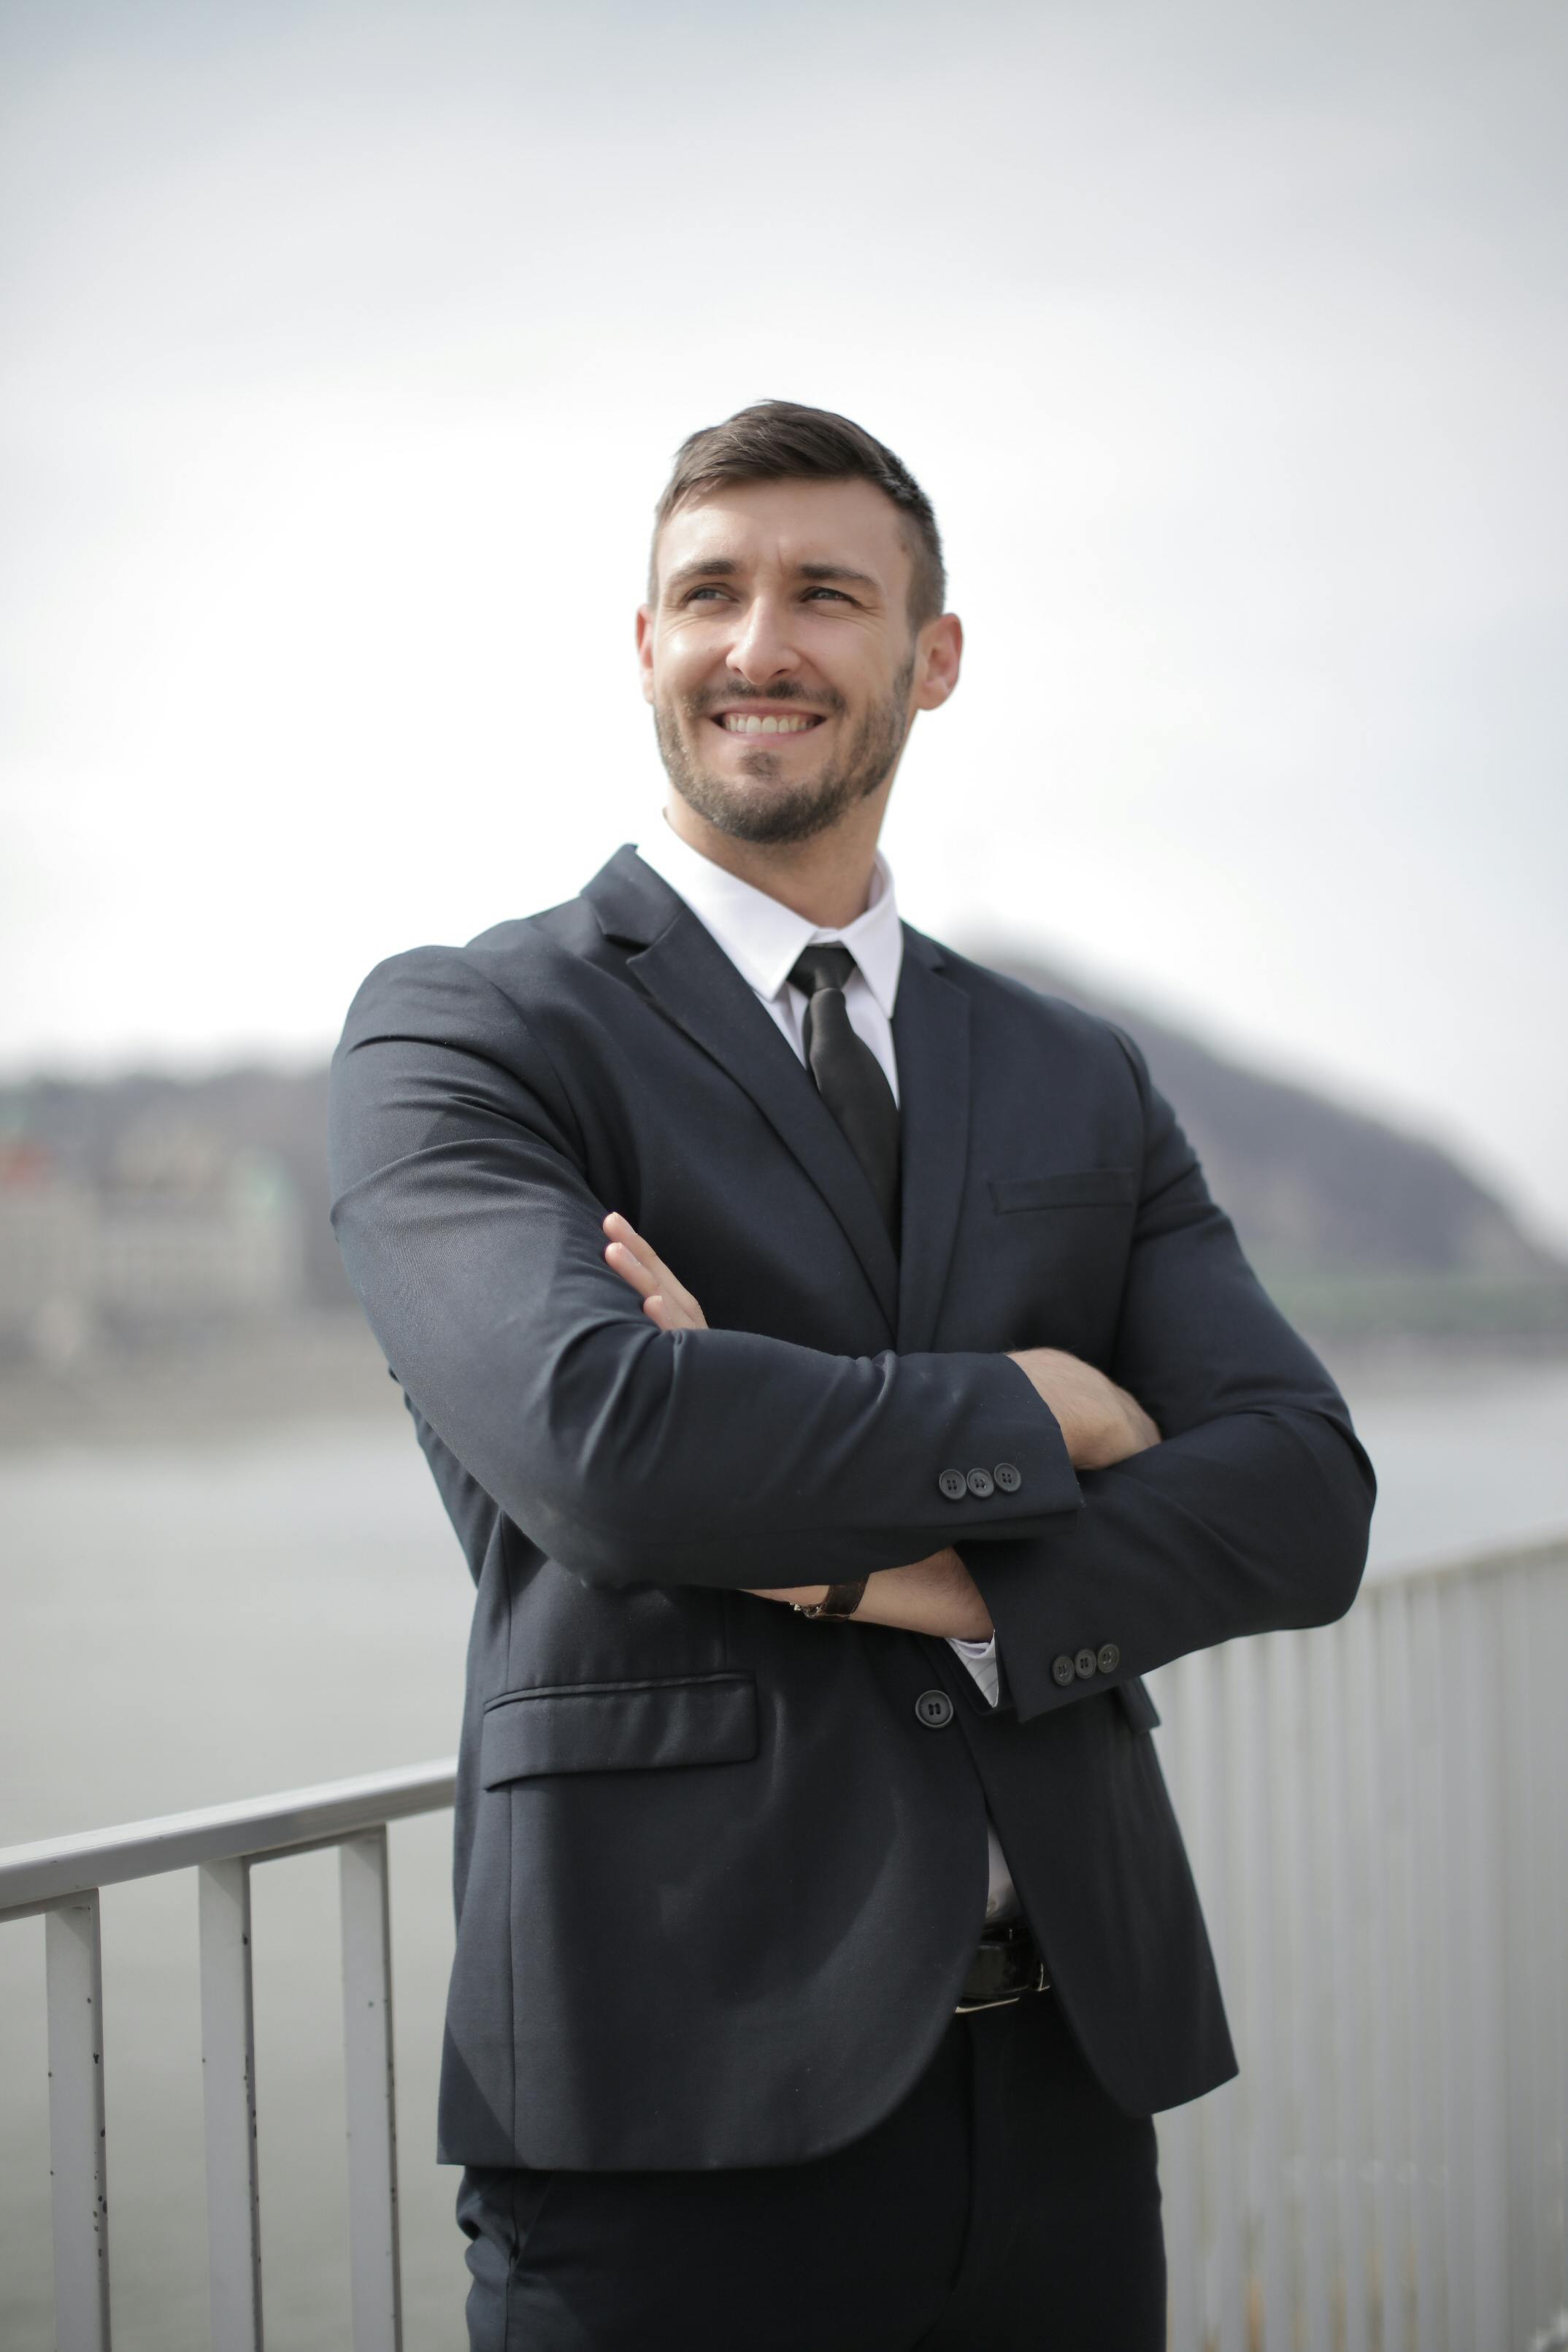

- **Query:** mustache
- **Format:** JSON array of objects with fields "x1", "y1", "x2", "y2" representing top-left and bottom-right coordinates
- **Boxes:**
[{"x1": 682, "y1": 680, "x2": 847, "y2": 720}]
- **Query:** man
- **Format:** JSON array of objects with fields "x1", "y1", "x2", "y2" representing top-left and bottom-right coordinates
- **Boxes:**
[{"x1": 328, "y1": 400, "x2": 1374, "y2": 2349}]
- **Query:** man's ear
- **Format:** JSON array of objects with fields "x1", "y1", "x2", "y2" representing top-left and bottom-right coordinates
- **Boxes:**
[
  {"x1": 913, "y1": 612, "x2": 963, "y2": 712},
  {"x1": 635, "y1": 605, "x2": 656, "y2": 705}
]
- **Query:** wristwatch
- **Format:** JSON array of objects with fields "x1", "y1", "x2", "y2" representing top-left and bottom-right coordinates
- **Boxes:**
[{"x1": 793, "y1": 1579, "x2": 868, "y2": 1621}]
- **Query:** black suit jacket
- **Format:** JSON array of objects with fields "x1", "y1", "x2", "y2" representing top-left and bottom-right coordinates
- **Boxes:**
[{"x1": 328, "y1": 845, "x2": 1374, "y2": 2171}]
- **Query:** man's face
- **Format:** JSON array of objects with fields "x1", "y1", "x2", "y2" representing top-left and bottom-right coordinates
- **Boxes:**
[{"x1": 637, "y1": 477, "x2": 939, "y2": 846}]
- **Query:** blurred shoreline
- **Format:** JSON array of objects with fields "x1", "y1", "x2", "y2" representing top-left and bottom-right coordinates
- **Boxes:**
[
  {"x1": 4, "y1": 1306, "x2": 1567, "y2": 1456},
  {"x1": 0, "y1": 1310, "x2": 401, "y2": 1453}
]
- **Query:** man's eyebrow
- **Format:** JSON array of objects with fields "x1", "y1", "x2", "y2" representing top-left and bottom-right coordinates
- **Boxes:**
[
  {"x1": 661, "y1": 556, "x2": 884, "y2": 598},
  {"x1": 796, "y1": 563, "x2": 880, "y2": 593},
  {"x1": 663, "y1": 557, "x2": 740, "y2": 595}
]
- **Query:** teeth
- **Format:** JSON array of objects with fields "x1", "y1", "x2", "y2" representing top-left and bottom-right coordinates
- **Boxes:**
[{"x1": 722, "y1": 713, "x2": 816, "y2": 734}]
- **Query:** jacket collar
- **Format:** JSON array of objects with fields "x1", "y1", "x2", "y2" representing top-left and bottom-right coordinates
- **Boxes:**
[{"x1": 584, "y1": 848, "x2": 899, "y2": 1331}]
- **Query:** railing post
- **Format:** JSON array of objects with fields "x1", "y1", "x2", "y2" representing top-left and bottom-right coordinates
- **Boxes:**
[
  {"x1": 340, "y1": 1829, "x2": 402, "y2": 2352},
  {"x1": 200, "y1": 1857, "x2": 264, "y2": 2352},
  {"x1": 46, "y1": 1892, "x2": 112, "y2": 2351},
  {"x1": 1152, "y1": 1656, "x2": 1202, "y2": 2351}
]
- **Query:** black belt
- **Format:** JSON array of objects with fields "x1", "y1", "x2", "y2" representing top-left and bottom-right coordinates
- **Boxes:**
[{"x1": 956, "y1": 1921, "x2": 1050, "y2": 2014}]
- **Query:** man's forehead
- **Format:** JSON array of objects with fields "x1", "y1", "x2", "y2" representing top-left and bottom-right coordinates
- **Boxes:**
[{"x1": 655, "y1": 478, "x2": 907, "y2": 583}]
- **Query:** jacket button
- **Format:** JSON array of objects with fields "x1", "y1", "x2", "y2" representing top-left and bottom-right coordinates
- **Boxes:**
[
  {"x1": 1051, "y1": 1655, "x2": 1075, "y2": 1688},
  {"x1": 1075, "y1": 1648, "x2": 1098, "y2": 1679},
  {"x1": 966, "y1": 1467, "x2": 995, "y2": 1497},
  {"x1": 994, "y1": 1462, "x2": 1022, "y2": 1493},
  {"x1": 1098, "y1": 1642, "x2": 1121, "y2": 1673},
  {"x1": 915, "y1": 1689, "x2": 955, "y2": 1729},
  {"x1": 937, "y1": 1468, "x2": 968, "y2": 1502}
]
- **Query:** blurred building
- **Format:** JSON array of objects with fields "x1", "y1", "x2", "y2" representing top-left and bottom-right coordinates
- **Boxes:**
[{"x1": 0, "y1": 1117, "x2": 304, "y2": 1364}]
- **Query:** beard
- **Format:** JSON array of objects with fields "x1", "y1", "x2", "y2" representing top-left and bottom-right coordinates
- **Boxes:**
[{"x1": 653, "y1": 659, "x2": 915, "y2": 847}]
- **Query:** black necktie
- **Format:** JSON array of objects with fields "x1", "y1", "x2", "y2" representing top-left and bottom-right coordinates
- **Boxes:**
[{"x1": 787, "y1": 944, "x2": 901, "y2": 1240}]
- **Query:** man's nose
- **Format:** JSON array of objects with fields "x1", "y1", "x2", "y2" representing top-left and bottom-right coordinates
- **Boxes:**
[{"x1": 723, "y1": 596, "x2": 802, "y2": 686}]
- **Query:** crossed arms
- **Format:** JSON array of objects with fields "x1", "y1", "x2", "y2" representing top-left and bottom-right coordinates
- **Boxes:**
[{"x1": 602, "y1": 1210, "x2": 1161, "y2": 1640}]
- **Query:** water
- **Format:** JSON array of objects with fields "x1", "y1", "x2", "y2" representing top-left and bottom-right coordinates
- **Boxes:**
[
  {"x1": 0, "y1": 1425, "x2": 472, "y2": 2348},
  {"x1": 3, "y1": 1358, "x2": 1567, "y2": 2345}
]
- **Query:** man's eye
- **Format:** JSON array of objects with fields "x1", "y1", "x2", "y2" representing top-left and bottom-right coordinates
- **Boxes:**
[
  {"x1": 803, "y1": 587, "x2": 851, "y2": 603},
  {"x1": 683, "y1": 586, "x2": 730, "y2": 604}
]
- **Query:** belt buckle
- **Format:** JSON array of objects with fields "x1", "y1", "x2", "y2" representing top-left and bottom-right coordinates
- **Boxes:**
[{"x1": 954, "y1": 1929, "x2": 1050, "y2": 2015}]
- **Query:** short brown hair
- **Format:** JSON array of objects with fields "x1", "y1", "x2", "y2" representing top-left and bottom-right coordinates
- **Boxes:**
[{"x1": 650, "y1": 399, "x2": 947, "y2": 627}]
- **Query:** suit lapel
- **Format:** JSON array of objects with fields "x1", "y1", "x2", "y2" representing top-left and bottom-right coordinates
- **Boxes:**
[
  {"x1": 892, "y1": 933, "x2": 972, "y2": 1354},
  {"x1": 585, "y1": 848, "x2": 901, "y2": 1337}
]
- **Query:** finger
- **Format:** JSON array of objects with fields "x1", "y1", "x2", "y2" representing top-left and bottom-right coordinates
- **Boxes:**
[
  {"x1": 602, "y1": 1211, "x2": 664, "y2": 1281},
  {"x1": 603, "y1": 1213, "x2": 684, "y2": 1302},
  {"x1": 604, "y1": 1239, "x2": 661, "y2": 1299}
]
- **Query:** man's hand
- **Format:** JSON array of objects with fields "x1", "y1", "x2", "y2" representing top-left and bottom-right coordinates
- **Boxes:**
[{"x1": 1007, "y1": 1347, "x2": 1160, "y2": 1469}]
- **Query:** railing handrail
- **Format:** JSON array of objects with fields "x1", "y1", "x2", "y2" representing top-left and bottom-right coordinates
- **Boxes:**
[
  {"x1": 0, "y1": 1755, "x2": 457, "y2": 1919},
  {"x1": 4, "y1": 1526, "x2": 1567, "y2": 1922}
]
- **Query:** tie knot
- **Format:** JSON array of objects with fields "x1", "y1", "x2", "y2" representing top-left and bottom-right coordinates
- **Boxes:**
[{"x1": 788, "y1": 944, "x2": 858, "y2": 999}]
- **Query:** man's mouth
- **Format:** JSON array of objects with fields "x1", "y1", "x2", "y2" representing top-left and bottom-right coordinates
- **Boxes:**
[{"x1": 712, "y1": 709, "x2": 826, "y2": 737}]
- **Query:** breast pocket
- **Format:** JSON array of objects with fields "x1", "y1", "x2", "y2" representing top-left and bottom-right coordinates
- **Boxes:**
[
  {"x1": 977, "y1": 1167, "x2": 1138, "y2": 1364},
  {"x1": 480, "y1": 1671, "x2": 758, "y2": 1787},
  {"x1": 989, "y1": 1169, "x2": 1137, "y2": 1213}
]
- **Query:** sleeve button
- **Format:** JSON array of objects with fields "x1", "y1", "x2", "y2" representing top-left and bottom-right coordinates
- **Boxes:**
[
  {"x1": 1075, "y1": 1648, "x2": 1098, "y2": 1679},
  {"x1": 938, "y1": 1467, "x2": 968, "y2": 1502},
  {"x1": 1097, "y1": 1642, "x2": 1121, "y2": 1673},
  {"x1": 966, "y1": 1467, "x2": 995, "y2": 1497},
  {"x1": 1051, "y1": 1654, "x2": 1076, "y2": 1688},
  {"x1": 994, "y1": 1462, "x2": 1022, "y2": 1493}
]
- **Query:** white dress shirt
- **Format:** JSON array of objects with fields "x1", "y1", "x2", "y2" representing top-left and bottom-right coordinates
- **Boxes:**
[{"x1": 636, "y1": 818, "x2": 1018, "y2": 1924}]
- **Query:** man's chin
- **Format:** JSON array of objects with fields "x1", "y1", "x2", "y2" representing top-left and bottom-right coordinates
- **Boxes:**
[{"x1": 671, "y1": 767, "x2": 847, "y2": 848}]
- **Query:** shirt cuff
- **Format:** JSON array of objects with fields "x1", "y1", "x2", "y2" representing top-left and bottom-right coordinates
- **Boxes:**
[{"x1": 945, "y1": 1634, "x2": 1000, "y2": 1708}]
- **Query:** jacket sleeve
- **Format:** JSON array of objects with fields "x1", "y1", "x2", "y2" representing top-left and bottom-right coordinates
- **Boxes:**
[
  {"x1": 958, "y1": 1030, "x2": 1376, "y2": 1723},
  {"x1": 328, "y1": 945, "x2": 1082, "y2": 1588}
]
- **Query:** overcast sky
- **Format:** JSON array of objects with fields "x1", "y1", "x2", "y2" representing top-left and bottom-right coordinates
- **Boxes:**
[{"x1": 2, "y1": 0, "x2": 1565, "y2": 1242}]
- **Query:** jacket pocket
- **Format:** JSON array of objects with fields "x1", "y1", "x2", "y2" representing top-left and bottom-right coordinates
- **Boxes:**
[
  {"x1": 480, "y1": 1670, "x2": 758, "y2": 1788},
  {"x1": 990, "y1": 1169, "x2": 1137, "y2": 1213},
  {"x1": 1115, "y1": 1675, "x2": 1161, "y2": 1734}
]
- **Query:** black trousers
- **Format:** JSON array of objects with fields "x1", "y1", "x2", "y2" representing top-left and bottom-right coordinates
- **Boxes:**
[{"x1": 458, "y1": 1991, "x2": 1166, "y2": 2351}]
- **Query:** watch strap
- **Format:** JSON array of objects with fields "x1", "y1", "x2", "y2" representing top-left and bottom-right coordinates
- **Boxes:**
[{"x1": 794, "y1": 1578, "x2": 868, "y2": 1621}]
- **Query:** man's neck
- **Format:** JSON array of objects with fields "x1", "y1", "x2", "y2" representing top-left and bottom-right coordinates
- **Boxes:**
[{"x1": 661, "y1": 800, "x2": 884, "y2": 930}]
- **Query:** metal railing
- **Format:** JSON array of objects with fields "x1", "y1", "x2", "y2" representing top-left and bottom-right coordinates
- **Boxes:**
[
  {"x1": 0, "y1": 1760, "x2": 456, "y2": 2352},
  {"x1": 1153, "y1": 1533, "x2": 1568, "y2": 2352},
  {"x1": 3, "y1": 1534, "x2": 1565, "y2": 2351}
]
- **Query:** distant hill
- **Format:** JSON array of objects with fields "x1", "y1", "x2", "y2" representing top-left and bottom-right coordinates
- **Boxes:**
[
  {"x1": 969, "y1": 944, "x2": 1567, "y2": 1339},
  {"x1": 4, "y1": 957, "x2": 1564, "y2": 1345}
]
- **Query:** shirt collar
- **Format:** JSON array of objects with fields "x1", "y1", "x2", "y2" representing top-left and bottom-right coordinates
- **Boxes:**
[{"x1": 634, "y1": 815, "x2": 903, "y2": 1018}]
